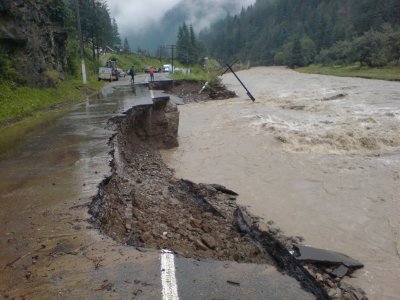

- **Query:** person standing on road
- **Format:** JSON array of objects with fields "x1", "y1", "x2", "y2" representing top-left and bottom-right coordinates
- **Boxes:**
[
  {"x1": 149, "y1": 66, "x2": 155, "y2": 82},
  {"x1": 129, "y1": 65, "x2": 135, "y2": 85}
]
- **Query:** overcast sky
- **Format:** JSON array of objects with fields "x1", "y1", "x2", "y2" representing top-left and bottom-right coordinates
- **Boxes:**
[
  {"x1": 106, "y1": 0, "x2": 256, "y2": 40},
  {"x1": 107, "y1": 0, "x2": 181, "y2": 34}
]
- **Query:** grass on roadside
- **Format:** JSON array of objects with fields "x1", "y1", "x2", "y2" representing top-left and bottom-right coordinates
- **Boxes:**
[
  {"x1": 0, "y1": 76, "x2": 104, "y2": 159},
  {"x1": 297, "y1": 64, "x2": 400, "y2": 81},
  {"x1": 171, "y1": 67, "x2": 221, "y2": 85},
  {"x1": 105, "y1": 53, "x2": 167, "y2": 73},
  {"x1": 0, "y1": 78, "x2": 103, "y2": 126},
  {"x1": 171, "y1": 59, "x2": 223, "y2": 85}
]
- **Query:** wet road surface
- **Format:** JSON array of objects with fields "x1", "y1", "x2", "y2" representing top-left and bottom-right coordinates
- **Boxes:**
[{"x1": 0, "y1": 75, "x2": 314, "y2": 299}]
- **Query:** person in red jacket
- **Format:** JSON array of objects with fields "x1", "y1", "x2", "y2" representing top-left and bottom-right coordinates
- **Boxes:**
[{"x1": 149, "y1": 66, "x2": 155, "y2": 82}]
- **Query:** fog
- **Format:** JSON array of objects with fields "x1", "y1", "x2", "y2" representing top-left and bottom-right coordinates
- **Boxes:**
[{"x1": 107, "y1": 0, "x2": 256, "y2": 52}]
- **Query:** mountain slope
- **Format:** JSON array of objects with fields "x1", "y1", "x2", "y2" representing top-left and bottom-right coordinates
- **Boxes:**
[{"x1": 199, "y1": 0, "x2": 400, "y2": 66}]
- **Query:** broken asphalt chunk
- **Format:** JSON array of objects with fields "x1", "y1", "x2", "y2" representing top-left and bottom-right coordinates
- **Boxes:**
[
  {"x1": 331, "y1": 265, "x2": 349, "y2": 278},
  {"x1": 227, "y1": 280, "x2": 240, "y2": 286},
  {"x1": 294, "y1": 245, "x2": 364, "y2": 269},
  {"x1": 208, "y1": 184, "x2": 239, "y2": 196},
  {"x1": 234, "y1": 207, "x2": 252, "y2": 234}
]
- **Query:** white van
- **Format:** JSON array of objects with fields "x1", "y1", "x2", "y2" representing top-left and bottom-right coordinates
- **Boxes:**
[
  {"x1": 98, "y1": 67, "x2": 118, "y2": 81},
  {"x1": 163, "y1": 64, "x2": 173, "y2": 72}
]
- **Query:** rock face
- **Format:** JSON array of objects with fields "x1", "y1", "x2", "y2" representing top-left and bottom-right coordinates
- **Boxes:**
[{"x1": 0, "y1": 0, "x2": 68, "y2": 86}]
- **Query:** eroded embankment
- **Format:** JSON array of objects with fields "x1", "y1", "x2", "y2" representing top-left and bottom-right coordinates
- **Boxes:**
[
  {"x1": 89, "y1": 96, "x2": 271, "y2": 264},
  {"x1": 89, "y1": 85, "x2": 366, "y2": 299}
]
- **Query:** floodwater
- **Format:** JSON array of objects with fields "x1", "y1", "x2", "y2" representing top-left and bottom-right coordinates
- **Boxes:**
[{"x1": 162, "y1": 67, "x2": 400, "y2": 300}]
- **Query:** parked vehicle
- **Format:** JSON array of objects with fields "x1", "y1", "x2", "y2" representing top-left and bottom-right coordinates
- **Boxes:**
[
  {"x1": 98, "y1": 67, "x2": 118, "y2": 81},
  {"x1": 105, "y1": 60, "x2": 117, "y2": 69},
  {"x1": 163, "y1": 64, "x2": 172, "y2": 72},
  {"x1": 116, "y1": 68, "x2": 126, "y2": 77}
]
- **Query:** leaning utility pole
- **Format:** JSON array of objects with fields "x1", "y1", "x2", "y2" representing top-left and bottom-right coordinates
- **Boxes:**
[
  {"x1": 224, "y1": 63, "x2": 255, "y2": 102},
  {"x1": 74, "y1": 0, "x2": 87, "y2": 84}
]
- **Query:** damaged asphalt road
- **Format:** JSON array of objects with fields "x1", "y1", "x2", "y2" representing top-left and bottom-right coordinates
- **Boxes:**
[{"x1": 0, "y1": 76, "x2": 367, "y2": 299}]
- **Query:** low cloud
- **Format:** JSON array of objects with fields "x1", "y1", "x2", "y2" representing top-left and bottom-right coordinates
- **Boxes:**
[
  {"x1": 107, "y1": 0, "x2": 181, "y2": 34},
  {"x1": 107, "y1": 0, "x2": 256, "y2": 51},
  {"x1": 173, "y1": 0, "x2": 255, "y2": 31}
]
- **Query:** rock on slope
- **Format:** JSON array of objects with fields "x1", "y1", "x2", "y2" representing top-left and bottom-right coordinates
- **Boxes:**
[{"x1": 0, "y1": 0, "x2": 68, "y2": 87}]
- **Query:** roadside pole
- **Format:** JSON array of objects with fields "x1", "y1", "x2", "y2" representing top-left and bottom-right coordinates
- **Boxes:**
[
  {"x1": 225, "y1": 63, "x2": 255, "y2": 102},
  {"x1": 165, "y1": 45, "x2": 176, "y2": 73},
  {"x1": 75, "y1": 0, "x2": 87, "y2": 84}
]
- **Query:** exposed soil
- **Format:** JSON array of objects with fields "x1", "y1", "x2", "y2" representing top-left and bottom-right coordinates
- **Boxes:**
[
  {"x1": 153, "y1": 79, "x2": 237, "y2": 103},
  {"x1": 89, "y1": 80, "x2": 367, "y2": 299},
  {"x1": 89, "y1": 98, "x2": 273, "y2": 264}
]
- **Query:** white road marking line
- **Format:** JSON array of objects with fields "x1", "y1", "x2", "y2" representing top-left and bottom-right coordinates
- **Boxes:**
[
  {"x1": 150, "y1": 89, "x2": 154, "y2": 99},
  {"x1": 161, "y1": 249, "x2": 179, "y2": 300}
]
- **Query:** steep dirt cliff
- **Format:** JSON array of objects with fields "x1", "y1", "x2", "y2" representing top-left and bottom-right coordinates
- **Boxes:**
[{"x1": 0, "y1": 0, "x2": 68, "y2": 87}]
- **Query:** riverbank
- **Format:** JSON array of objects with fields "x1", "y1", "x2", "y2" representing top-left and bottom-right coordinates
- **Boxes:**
[{"x1": 297, "y1": 64, "x2": 400, "y2": 81}]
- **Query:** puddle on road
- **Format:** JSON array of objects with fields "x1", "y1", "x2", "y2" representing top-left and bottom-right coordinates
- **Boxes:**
[{"x1": 161, "y1": 67, "x2": 400, "y2": 299}]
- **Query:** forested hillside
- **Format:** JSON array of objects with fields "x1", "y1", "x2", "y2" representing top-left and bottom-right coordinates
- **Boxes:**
[
  {"x1": 0, "y1": 0, "x2": 120, "y2": 87},
  {"x1": 199, "y1": 0, "x2": 400, "y2": 68}
]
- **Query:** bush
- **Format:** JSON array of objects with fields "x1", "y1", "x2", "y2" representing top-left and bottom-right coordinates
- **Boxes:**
[
  {"x1": 300, "y1": 35, "x2": 317, "y2": 65},
  {"x1": 387, "y1": 30, "x2": 400, "y2": 64},
  {"x1": 274, "y1": 52, "x2": 286, "y2": 65},
  {"x1": 3, "y1": 68, "x2": 28, "y2": 85},
  {"x1": 353, "y1": 30, "x2": 389, "y2": 67},
  {"x1": 0, "y1": 55, "x2": 7, "y2": 72},
  {"x1": 316, "y1": 40, "x2": 354, "y2": 65}
]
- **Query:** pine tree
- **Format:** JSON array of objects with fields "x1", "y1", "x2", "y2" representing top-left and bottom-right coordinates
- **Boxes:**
[
  {"x1": 123, "y1": 38, "x2": 130, "y2": 53},
  {"x1": 189, "y1": 25, "x2": 198, "y2": 65},
  {"x1": 290, "y1": 38, "x2": 303, "y2": 68},
  {"x1": 176, "y1": 23, "x2": 191, "y2": 65},
  {"x1": 112, "y1": 18, "x2": 121, "y2": 48}
]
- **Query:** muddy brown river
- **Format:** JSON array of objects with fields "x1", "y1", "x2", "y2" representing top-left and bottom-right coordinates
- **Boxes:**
[{"x1": 162, "y1": 67, "x2": 400, "y2": 300}]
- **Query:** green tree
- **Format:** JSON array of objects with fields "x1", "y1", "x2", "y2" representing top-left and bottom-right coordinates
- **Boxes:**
[
  {"x1": 316, "y1": 40, "x2": 354, "y2": 65},
  {"x1": 176, "y1": 23, "x2": 190, "y2": 65},
  {"x1": 387, "y1": 29, "x2": 400, "y2": 64},
  {"x1": 123, "y1": 38, "x2": 130, "y2": 53},
  {"x1": 290, "y1": 38, "x2": 303, "y2": 68},
  {"x1": 189, "y1": 25, "x2": 199, "y2": 65},
  {"x1": 353, "y1": 30, "x2": 389, "y2": 67},
  {"x1": 112, "y1": 17, "x2": 121, "y2": 48},
  {"x1": 300, "y1": 35, "x2": 317, "y2": 65}
]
